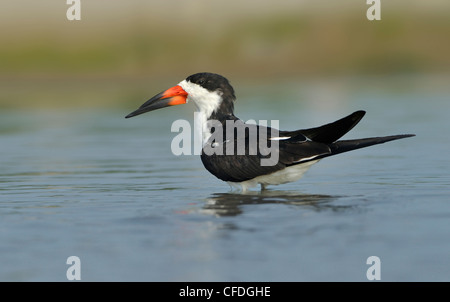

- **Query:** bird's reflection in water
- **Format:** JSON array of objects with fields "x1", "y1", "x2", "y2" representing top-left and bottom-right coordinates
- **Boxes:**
[{"x1": 201, "y1": 190, "x2": 345, "y2": 217}]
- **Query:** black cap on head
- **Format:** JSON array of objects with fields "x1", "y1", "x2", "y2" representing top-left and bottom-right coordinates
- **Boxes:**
[{"x1": 186, "y1": 72, "x2": 236, "y2": 100}]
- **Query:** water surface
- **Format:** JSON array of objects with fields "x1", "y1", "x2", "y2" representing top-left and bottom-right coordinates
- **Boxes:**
[{"x1": 1, "y1": 77, "x2": 449, "y2": 281}]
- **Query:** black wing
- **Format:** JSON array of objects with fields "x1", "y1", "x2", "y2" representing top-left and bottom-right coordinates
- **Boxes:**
[
  {"x1": 200, "y1": 118, "x2": 331, "y2": 182},
  {"x1": 200, "y1": 111, "x2": 414, "y2": 182},
  {"x1": 280, "y1": 110, "x2": 366, "y2": 144}
]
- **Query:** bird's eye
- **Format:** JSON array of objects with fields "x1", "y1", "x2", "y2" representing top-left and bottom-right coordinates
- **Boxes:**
[{"x1": 198, "y1": 79, "x2": 206, "y2": 85}]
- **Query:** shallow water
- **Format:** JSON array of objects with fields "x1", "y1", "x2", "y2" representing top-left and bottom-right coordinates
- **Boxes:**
[{"x1": 1, "y1": 77, "x2": 449, "y2": 281}]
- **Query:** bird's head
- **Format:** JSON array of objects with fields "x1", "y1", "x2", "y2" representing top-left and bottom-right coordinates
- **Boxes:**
[{"x1": 125, "y1": 72, "x2": 235, "y2": 119}]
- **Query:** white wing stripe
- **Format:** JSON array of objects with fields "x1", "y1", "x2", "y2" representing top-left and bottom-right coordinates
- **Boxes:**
[
  {"x1": 293, "y1": 155, "x2": 321, "y2": 163},
  {"x1": 269, "y1": 136, "x2": 291, "y2": 141}
]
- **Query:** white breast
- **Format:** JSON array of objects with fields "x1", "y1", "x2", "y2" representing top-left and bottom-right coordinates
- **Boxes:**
[{"x1": 228, "y1": 160, "x2": 320, "y2": 192}]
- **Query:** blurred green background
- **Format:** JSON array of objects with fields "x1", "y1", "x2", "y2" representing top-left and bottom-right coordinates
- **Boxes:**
[{"x1": 0, "y1": 0, "x2": 449, "y2": 109}]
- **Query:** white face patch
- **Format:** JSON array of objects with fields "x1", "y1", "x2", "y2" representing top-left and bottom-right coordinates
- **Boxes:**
[
  {"x1": 178, "y1": 80, "x2": 224, "y2": 145},
  {"x1": 178, "y1": 80, "x2": 223, "y2": 119}
]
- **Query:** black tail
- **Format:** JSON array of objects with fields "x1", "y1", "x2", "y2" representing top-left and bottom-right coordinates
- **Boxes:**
[
  {"x1": 328, "y1": 134, "x2": 415, "y2": 156},
  {"x1": 300, "y1": 110, "x2": 366, "y2": 144}
]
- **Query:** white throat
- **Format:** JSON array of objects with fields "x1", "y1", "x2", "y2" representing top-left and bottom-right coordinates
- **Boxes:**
[{"x1": 178, "y1": 80, "x2": 223, "y2": 144}]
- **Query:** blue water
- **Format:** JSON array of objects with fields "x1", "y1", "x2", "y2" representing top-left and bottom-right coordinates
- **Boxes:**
[{"x1": 1, "y1": 77, "x2": 449, "y2": 281}]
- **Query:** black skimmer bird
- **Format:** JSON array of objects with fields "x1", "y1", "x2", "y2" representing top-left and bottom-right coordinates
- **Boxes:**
[{"x1": 126, "y1": 72, "x2": 414, "y2": 191}]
